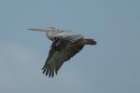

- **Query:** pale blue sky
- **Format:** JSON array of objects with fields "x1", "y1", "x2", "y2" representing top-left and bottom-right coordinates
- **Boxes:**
[{"x1": 0, "y1": 0, "x2": 140, "y2": 93}]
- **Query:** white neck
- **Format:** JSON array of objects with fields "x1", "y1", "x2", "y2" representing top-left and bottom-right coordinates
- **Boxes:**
[
  {"x1": 28, "y1": 27, "x2": 59, "y2": 40},
  {"x1": 46, "y1": 31, "x2": 56, "y2": 41}
]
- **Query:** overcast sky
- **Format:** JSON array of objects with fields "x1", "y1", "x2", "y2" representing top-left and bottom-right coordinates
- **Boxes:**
[{"x1": 0, "y1": 0, "x2": 140, "y2": 93}]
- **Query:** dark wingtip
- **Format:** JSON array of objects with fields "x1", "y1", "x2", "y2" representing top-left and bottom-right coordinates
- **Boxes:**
[{"x1": 42, "y1": 66, "x2": 57, "y2": 78}]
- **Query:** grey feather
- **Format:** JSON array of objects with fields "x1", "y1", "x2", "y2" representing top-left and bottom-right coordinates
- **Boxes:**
[{"x1": 42, "y1": 38, "x2": 84, "y2": 77}]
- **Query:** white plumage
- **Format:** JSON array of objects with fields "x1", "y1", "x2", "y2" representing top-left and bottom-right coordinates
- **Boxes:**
[{"x1": 29, "y1": 26, "x2": 97, "y2": 77}]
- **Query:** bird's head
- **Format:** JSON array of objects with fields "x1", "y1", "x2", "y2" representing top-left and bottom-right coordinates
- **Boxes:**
[{"x1": 28, "y1": 26, "x2": 60, "y2": 32}]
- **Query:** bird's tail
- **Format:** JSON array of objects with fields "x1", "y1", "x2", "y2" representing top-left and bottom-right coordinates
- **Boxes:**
[{"x1": 84, "y1": 38, "x2": 97, "y2": 45}]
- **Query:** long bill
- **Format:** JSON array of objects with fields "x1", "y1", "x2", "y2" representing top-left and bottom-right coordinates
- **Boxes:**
[{"x1": 28, "y1": 27, "x2": 50, "y2": 32}]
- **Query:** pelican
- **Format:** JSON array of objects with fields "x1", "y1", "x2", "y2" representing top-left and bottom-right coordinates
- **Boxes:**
[{"x1": 29, "y1": 27, "x2": 97, "y2": 77}]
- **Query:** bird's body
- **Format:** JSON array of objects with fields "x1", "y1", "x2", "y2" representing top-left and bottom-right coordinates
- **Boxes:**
[{"x1": 29, "y1": 27, "x2": 97, "y2": 77}]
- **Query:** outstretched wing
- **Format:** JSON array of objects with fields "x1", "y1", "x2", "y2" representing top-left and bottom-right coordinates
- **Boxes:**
[{"x1": 42, "y1": 38, "x2": 84, "y2": 77}]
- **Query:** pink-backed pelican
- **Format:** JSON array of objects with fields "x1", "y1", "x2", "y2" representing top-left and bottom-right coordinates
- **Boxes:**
[{"x1": 29, "y1": 27, "x2": 97, "y2": 77}]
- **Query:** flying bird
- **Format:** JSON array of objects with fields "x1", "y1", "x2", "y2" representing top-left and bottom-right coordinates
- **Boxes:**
[{"x1": 29, "y1": 27, "x2": 97, "y2": 77}]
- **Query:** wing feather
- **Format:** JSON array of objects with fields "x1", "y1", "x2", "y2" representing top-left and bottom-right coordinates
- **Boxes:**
[
  {"x1": 51, "y1": 34, "x2": 83, "y2": 52},
  {"x1": 42, "y1": 39, "x2": 84, "y2": 77}
]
